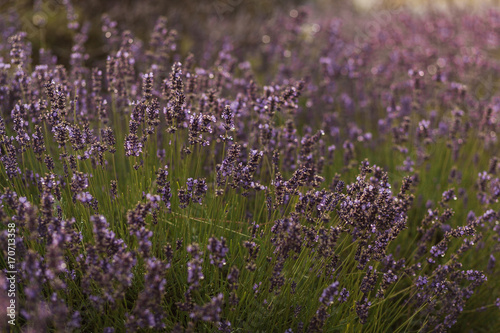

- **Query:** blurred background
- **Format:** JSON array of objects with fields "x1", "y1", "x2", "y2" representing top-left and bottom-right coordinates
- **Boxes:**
[{"x1": 1, "y1": 0, "x2": 499, "y2": 67}]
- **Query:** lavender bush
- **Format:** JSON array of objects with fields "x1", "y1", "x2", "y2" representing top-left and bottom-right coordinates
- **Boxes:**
[{"x1": 1, "y1": 1, "x2": 500, "y2": 332}]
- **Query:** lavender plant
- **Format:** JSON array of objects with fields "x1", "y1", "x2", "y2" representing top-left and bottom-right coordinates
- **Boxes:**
[{"x1": 1, "y1": 1, "x2": 500, "y2": 332}]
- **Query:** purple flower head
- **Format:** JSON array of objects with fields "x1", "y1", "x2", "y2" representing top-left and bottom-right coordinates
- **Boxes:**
[
  {"x1": 76, "y1": 191, "x2": 93, "y2": 203},
  {"x1": 187, "y1": 243, "x2": 204, "y2": 287},
  {"x1": 190, "y1": 293, "x2": 224, "y2": 322},
  {"x1": 207, "y1": 236, "x2": 229, "y2": 268},
  {"x1": 319, "y1": 281, "x2": 340, "y2": 306}
]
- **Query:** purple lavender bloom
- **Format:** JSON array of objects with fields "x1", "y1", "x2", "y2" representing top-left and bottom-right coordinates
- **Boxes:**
[
  {"x1": 76, "y1": 191, "x2": 93, "y2": 203},
  {"x1": 190, "y1": 293, "x2": 224, "y2": 322},
  {"x1": 207, "y1": 236, "x2": 229, "y2": 268},
  {"x1": 319, "y1": 281, "x2": 340, "y2": 306}
]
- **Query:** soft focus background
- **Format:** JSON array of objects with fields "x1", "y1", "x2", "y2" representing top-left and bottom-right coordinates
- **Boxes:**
[{"x1": 2, "y1": 0, "x2": 499, "y2": 67}]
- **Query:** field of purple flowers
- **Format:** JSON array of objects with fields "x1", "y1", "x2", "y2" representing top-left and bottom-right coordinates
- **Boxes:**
[{"x1": 1, "y1": 0, "x2": 500, "y2": 332}]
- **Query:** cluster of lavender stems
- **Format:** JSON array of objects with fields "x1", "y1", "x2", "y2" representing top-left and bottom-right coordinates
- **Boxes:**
[{"x1": 1, "y1": 1, "x2": 500, "y2": 332}]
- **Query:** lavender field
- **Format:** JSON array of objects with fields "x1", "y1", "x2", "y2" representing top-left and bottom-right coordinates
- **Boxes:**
[{"x1": 1, "y1": 0, "x2": 500, "y2": 332}]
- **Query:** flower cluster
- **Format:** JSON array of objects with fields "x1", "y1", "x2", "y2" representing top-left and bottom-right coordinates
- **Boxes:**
[{"x1": 1, "y1": 1, "x2": 500, "y2": 332}]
